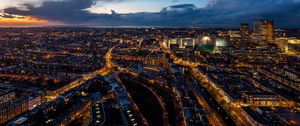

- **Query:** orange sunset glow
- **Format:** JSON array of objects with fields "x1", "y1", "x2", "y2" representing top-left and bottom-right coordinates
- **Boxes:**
[{"x1": 0, "y1": 16, "x2": 48, "y2": 26}]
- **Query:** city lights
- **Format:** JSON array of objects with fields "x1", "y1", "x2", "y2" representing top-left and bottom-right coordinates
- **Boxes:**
[{"x1": 0, "y1": 0, "x2": 299, "y2": 125}]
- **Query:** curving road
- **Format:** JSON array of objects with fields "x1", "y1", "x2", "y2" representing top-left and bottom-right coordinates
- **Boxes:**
[{"x1": 46, "y1": 45, "x2": 117, "y2": 101}]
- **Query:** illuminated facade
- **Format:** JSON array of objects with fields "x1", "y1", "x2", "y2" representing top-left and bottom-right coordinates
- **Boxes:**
[
  {"x1": 165, "y1": 38, "x2": 196, "y2": 49},
  {"x1": 287, "y1": 38, "x2": 300, "y2": 54},
  {"x1": 164, "y1": 36, "x2": 216, "y2": 50},
  {"x1": 214, "y1": 38, "x2": 229, "y2": 53},
  {"x1": 240, "y1": 23, "x2": 250, "y2": 42},
  {"x1": 0, "y1": 88, "x2": 16, "y2": 105},
  {"x1": 275, "y1": 37, "x2": 300, "y2": 54},
  {"x1": 0, "y1": 98, "x2": 28, "y2": 124},
  {"x1": 215, "y1": 38, "x2": 228, "y2": 47},
  {"x1": 28, "y1": 96, "x2": 42, "y2": 110},
  {"x1": 228, "y1": 30, "x2": 241, "y2": 38},
  {"x1": 244, "y1": 92, "x2": 281, "y2": 106},
  {"x1": 275, "y1": 38, "x2": 289, "y2": 53},
  {"x1": 253, "y1": 19, "x2": 274, "y2": 43}
]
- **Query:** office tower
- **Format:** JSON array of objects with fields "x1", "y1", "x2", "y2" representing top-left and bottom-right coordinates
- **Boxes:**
[
  {"x1": 253, "y1": 19, "x2": 274, "y2": 43},
  {"x1": 240, "y1": 23, "x2": 249, "y2": 42}
]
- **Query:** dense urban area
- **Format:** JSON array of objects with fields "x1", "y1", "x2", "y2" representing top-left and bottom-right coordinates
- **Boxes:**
[{"x1": 0, "y1": 20, "x2": 300, "y2": 126}]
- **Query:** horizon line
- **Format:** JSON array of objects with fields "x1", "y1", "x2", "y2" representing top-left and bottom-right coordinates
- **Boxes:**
[{"x1": 1, "y1": 25, "x2": 300, "y2": 29}]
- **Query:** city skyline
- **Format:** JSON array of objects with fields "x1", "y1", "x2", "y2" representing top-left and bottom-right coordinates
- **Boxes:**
[
  {"x1": 0, "y1": 0, "x2": 300, "y2": 27},
  {"x1": 0, "y1": 24, "x2": 299, "y2": 125},
  {"x1": 0, "y1": 1, "x2": 300, "y2": 126}
]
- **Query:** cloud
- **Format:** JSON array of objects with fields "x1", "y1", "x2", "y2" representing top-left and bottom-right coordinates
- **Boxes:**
[
  {"x1": 0, "y1": 13, "x2": 16, "y2": 18},
  {"x1": 168, "y1": 4, "x2": 196, "y2": 9},
  {"x1": 2, "y1": 0, "x2": 300, "y2": 27},
  {"x1": 4, "y1": 0, "x2": 99, "y2": 23},
  {"x1": 202, "y1": 0, "x2": 300, "y2": 27}
]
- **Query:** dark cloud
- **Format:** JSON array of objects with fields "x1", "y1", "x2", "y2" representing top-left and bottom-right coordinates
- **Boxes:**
[
  {"x1": 3, "y1": 0, "x2": 300, "y2": 27},
  {"x1": 4, "y1": 0, "x2": 99, "y2": 23},
  {"x1": 0, "y1": 13, "x2": 16, "y2": 18},
  {"x1": 168, "y1": 4, "x2": 196, "y2": 9},
  {"x1": 202, "y1": 0, "x2": 300, "y2": 27}
]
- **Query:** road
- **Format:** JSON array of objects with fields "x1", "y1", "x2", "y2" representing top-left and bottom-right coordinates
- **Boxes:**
[
  {"x1": 192, "y1": 67, "x2": 250, "y2": 125},
  {"x1": 188, "y1": 72, "x2": 236, "y2": 126},
  {"x1": 159, "y1": 42, "x2": 203, "y2": 67},
  {"x1": 159, "y1": 41, "x2": 225, "y2": 126},
  {"x1": 46, "y1": 45, "x2": 117, "y2": 101}
]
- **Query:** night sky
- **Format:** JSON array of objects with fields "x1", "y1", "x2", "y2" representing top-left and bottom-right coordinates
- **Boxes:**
[{"x1": 0, "y1": 0, "x2": 299, "y2": 27}]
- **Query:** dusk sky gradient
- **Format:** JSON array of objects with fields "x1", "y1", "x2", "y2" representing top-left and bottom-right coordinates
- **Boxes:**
[{"x1": 0, "y1": 0, "x2": 299, "y2": 27}]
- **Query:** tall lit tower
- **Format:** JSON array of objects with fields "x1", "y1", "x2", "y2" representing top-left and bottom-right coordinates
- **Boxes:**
[
  {"x1": 240, "y1": 23, "x2": 250, "y2": 42},
  {"x1": 253, "y1": 19, "x2": 274, "y2": 43}
]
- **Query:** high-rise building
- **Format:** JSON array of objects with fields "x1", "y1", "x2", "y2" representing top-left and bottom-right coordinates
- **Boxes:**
[
  {"x1": 240, "y1": 23, "x2": 249, "y2": 42},
  {"x1": 253, "y1": 19, "x2": 274, "y2": 43}
]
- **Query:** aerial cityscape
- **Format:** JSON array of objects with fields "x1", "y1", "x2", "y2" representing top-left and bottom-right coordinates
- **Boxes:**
[{"x1": 0, "y1": 0, "x2": 300, "y2": 126}]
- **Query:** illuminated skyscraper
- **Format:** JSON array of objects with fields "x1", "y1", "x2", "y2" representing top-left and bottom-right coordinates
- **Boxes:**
[
  {"x1": 253, "y1": 19, "x2": 274, "y2": 43},
  {"x1": 240, "y1": 23, "x2": 249, "y2": 42}
]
